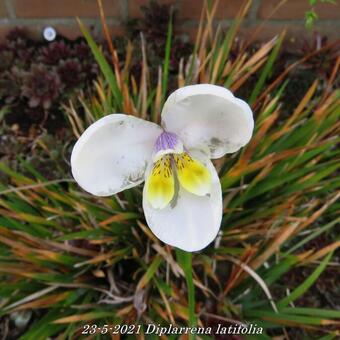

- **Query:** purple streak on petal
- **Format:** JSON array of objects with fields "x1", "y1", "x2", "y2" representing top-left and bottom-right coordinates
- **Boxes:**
[{"x1": 155, "y1": 131, "x2": 179, "y2": 152}]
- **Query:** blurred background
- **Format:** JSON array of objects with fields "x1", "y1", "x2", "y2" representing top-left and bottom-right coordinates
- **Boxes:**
[
  {"x1": 0, "y1": 0, "x2": 339, "y2": 40},
  {"x1": 0, "y1": 1, "x2": 339, "y2": 339}
]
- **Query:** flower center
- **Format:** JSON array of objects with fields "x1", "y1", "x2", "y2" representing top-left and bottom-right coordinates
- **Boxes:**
[
  {"x1": 146, "y1": 132, "x2": 211, "y2": 209},
  {"x1": 152, "y1": 131, "x2": 184, "y2": 162}
]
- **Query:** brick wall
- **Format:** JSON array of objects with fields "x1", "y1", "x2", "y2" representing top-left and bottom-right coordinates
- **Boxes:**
[{"x1": 0, "y1": 0, "x2": 339, "y2": 41}]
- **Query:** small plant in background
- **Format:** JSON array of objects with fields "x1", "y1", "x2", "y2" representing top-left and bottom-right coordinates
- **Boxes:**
[
  {"x1": 141, "y1": 0, "x2": 172, "y2": 50},
  {"x1": 22, "y1": 64, "x2": 61, "y2": 109},
  {"x1": 125, "y1": 0, "x2": 192, "y2": 86},
  {"x1": 0, "y1": 1, "x2": 191, "y2": 136},
  {"x1": 57, "y1": 59, "x2": 84, "y2": 90},
  {"x1": 0, "y1": 32, "x2": 99, "y2": 131},
  {"x1": 40, "y1": 40, "x2": 72, "y2": 65},
  {"x1": 0, "y1": 0, "x2": 192, "y2": 186},
  {"x1": 0, "y1": 67, "x2": 22, "y2": 104},
  {"x1": 299, "y1": 32, "x2": 340, "y2": 78},
  {"x1": 0, "y1": 49, "x2": 14, "y2": 72},
  {"x1": 305, "y1": 0, "x2": 337, "y2": 28}
]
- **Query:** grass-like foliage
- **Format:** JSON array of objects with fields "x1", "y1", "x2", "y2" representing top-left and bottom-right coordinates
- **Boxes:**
[{"x1": 0, "y1": 0, "x2": 339, "y2": 338}]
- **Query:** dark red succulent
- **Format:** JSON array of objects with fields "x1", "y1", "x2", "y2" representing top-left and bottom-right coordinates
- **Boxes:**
[
  {"x1": 0, "y1": 67, "x2": 23, "y2": 104},
  {"x1": 0, "y1": 42, "x2": 7, "y2": 52},
  {"x1": 141, "y1": 0, "x2": 173, "y2": 43},
  {"x1": 6, "y1": 27, "x2": 28, "y2": 42},
  {"x1": 16, "y1": 47, "x2": 35, "y2": 67},
  {"x1": 22, "y1": 64, "x2": 61, "y2": 109},
  {"x1": 3, "y1": 30, "x2": 34, "y2": 68},
  {"x1": 40, "y1": 40, "x2": 72, "y2": 65},
  {"x1": 72, "y1": 40, "x2": 92, "y2": 60},
  {"x1": 71, "y1": 40, "x2": 100, "y2": 83},
  {"x1": 5, "y1": 28, "x2": 29, "y2": 59},
  {"x1": 6, "y1": 35, "x2": 29, "y2": 59},
  {"x1": 57, "y1": 59, "x2": 84, "y2": 89},
  {"x1": 82, "y1": 61, "x2": 100, "y2": 83},
  {"x1": 0, "y1": 50, "x2": 14, "y2": 72}
]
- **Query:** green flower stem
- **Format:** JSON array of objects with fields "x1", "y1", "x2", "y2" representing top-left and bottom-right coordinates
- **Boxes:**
[{"x1": 176, "y1": 249, "x2": 197, "y2": 339}]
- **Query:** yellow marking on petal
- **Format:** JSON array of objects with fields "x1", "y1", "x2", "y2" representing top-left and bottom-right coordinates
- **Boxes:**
[
  {"x1": 174, "y1": 153, "x2": 211, "y2": 196},
  {"x1": 145, "y1": 156, "x2": 175, "y2": 209}
]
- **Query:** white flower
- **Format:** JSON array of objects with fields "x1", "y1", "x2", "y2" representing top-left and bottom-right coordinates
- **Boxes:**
[{"x1": 71, "y1": 84, "x2": 254, "y2": 252}]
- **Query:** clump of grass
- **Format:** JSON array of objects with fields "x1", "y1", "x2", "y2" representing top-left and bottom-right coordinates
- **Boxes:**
[{"x1": 0, "y1": 0, "x2": 339, "y2": 338}]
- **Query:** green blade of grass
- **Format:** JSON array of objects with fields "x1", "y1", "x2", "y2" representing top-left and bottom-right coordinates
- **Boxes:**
[
  {"x1": 281, "y1": 307, "x2": 340, "y2": 319},
  {"x1": 78, "y1": 19, "x2": 122, "y2": 110},
  {"x1": 161, "y1": 11, "x2": 173, "y2": 105},
  {"x1": 284, "y1": 217, "x2": 340, "y2": 255},
  {"x1": 137, "y1": 255, "x2": 163, "y2": 290},
  {"x1": 176, "y1": 249, "x2": 197, "y2": 339},
  {"x1": 248, "y1": 33, "x2": 284, "y2": 105},
  {"x1": 277, "y1": 251, "x2": 333, "y2": 309},
  {"x1": 245, "y1": 309, "x2": 340, "y2": 326}
]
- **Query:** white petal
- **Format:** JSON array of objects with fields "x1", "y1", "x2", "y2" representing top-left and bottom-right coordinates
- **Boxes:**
[
  {"x1": 71, "y1": 114, "x2": 162, "y2": 196},
  {"x1": 161, "y1": 84, "x2": 254, "y2": 159},
  {"x1": 142, "y1": 150, "x2": 222, "y2": 252}
]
